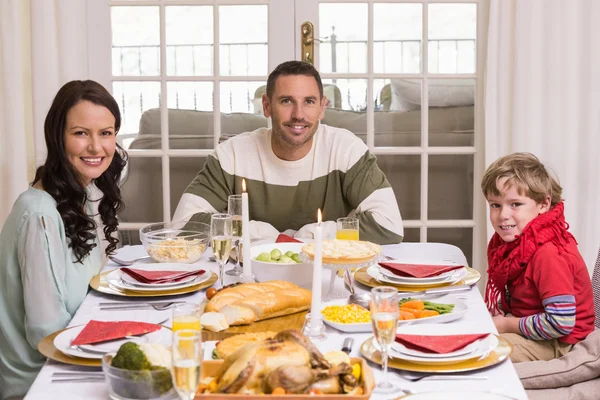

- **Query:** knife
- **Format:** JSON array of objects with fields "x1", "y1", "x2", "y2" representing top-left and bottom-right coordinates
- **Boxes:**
[{"x1": 398, "y1": 284, "x2": 472, "y2": 298}]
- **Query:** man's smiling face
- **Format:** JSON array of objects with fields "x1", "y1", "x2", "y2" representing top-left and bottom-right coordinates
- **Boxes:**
[{"x1": 262, "y1": 74, "x2": 326, "y2": 161}]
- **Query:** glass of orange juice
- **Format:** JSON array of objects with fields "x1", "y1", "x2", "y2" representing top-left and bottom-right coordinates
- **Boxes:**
[
  {"x1": 172, "y1": 303, "x2": 202, "y2": 333},
  {"x1": 336, "y1": 217, "x2": 359, "y2": 240}
]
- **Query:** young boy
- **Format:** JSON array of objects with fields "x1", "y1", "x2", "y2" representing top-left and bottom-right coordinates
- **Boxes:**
[{"x1": 481, "y1": 152, "x2": 595, "y2": 363}]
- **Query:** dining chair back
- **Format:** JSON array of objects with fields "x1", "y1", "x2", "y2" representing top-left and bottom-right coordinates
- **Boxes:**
[{"x1": 592, "y1": 246, "x2": 600, "y2": 329}]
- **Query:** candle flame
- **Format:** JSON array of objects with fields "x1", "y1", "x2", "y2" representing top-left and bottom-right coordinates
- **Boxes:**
[
  {"x1": 242, "y1": 179, "x2": 246, "y2": 192},
  {"x1": 317, "y1": 209, "x2": 322, "y2": 223}
]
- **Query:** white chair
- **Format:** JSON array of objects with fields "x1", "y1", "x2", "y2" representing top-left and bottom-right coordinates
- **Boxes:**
[{"x1": 592, "y1": 246, "x2": 600, "y2": 329}]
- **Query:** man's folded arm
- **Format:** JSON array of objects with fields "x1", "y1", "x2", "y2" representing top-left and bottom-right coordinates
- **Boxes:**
[{"x1": 343, "y1": 151, "x2": 404, "y2": 245}]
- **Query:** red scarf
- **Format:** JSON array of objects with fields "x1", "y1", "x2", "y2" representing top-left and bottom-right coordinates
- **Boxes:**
[{"x1": 485, "y1": 201, "x2": 574, "y2": 314}]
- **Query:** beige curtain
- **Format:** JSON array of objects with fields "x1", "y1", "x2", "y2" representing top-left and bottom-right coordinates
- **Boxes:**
[
  {"x1": 0, "y1": 0, "x2": 95, "y2": 228},
  {"x1": 485, "y1": 0, "x2": 600, "y2": 272}
]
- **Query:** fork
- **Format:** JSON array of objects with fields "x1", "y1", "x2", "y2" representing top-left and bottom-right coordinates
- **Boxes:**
[
  {"x1": 109, "y1": 255, "x2": 152, "y2": 266},
  {"x1": 399, "y1": 372, "x2": 488, "y2": 382},
  {"x1": 99, "y1": 301, "x2": 184, "y2": 311}
]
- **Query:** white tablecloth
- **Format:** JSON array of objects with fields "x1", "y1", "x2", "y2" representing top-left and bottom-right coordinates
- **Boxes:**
[{"x1": 25, "y1": 243, "x2": 527, "y2": 400}]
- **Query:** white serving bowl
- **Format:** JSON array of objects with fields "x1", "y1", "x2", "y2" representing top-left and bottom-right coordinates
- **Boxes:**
[{"x1": 250, "y1": 242, "x2": 313, "y2": 288}]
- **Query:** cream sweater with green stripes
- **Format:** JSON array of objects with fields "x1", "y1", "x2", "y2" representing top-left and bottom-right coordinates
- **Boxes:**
[{"x1": 172, "y1": 124, "x2": 403, "y2": 245}]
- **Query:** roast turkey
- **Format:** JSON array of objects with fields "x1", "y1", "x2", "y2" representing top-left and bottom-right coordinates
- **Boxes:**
[{"x1": 214, "y1": 330, "x2": 357, "y2": 394}]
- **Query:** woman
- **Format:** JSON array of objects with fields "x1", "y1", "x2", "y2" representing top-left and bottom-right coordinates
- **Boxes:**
[{"x1": 0, "y1": 80, "x2": 127, "y2": 399}]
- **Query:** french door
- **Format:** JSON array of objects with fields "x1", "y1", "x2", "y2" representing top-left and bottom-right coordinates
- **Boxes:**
[{"x1": 91, "y1": 0, "x2": 486, "y2": 269}]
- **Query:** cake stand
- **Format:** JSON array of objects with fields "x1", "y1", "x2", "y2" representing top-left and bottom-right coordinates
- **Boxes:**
[{"x1": 300, "y1": 252, "x2": 383, "y2": 300}]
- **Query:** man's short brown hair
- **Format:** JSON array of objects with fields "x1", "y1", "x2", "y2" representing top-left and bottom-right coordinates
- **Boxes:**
[
  {"x1": 481, "y1": 152, "x2": 563, "y2": 206},
  {"x1": 266, "y1": 61, "x2": 323, "y2": 99}
]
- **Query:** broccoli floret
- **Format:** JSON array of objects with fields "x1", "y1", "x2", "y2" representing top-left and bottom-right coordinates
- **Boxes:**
[
  {"x1": 111, "y1": 342, "x2": 151, "y2": 370},
  {"x1": 150, "y1": 365, "x2": 174, "y2": 394}
]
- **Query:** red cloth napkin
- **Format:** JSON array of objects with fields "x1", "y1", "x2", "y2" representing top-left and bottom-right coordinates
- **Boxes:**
[
  {"x1": 120, "y1": 267, "x2": 205, "y2": 284},
  {"x1": 395, "y1": 333, "x2": 490, "y2": 354},
  {"x1": 379, "y1": 262, "x2": 464, "y2": 278},
  {"x1": 71, "y1": 320, "x2": 162, "y2": 346},
  {"x1": 276, "y1": 234, "x2": 303, "y2": 243}
]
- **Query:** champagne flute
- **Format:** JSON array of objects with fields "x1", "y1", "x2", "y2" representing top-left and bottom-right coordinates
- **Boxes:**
[
  {"x1": 171, "y1": 329, "x2": 202, "y2": 400},
  {"x1": 370, "y1": 286, "x2": 399, "y2": 393},
  {"x1": 172, "y1": 303, "x2": 201, "y2": 334},
  {"x1": 225, "y1": 195, "x2": 243, "y2": 277},
  {"x1": 210, "y1": 213, "x2": 233, "y2": 288}
]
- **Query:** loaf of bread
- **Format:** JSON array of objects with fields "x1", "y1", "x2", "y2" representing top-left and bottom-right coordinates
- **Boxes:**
[{"x1": 205, "y1": 280, "x2": 311, "y2": 326}]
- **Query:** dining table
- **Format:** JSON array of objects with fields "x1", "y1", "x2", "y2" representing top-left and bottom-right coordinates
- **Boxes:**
[{"x1": 25, "y1": 242, "x2": 528, "y2": 400}]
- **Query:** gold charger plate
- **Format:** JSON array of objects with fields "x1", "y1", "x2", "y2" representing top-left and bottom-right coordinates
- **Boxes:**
[
  {"x1": 38, "y1": 326, "x2": 101, "y2": 367},
  {"x1": 354, "y1": 266, "x2": 481, "y2": 292},
  {"x1": 90, "y1": 269, "x2": 217, "y2": 297},
  {"x1": 360, "y1": 335, "x2": 511, "y2": 373}
]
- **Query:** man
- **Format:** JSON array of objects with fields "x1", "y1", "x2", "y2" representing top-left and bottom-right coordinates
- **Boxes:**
[{"x1": 173, "y1": 60, "x2": 403, "y2": 244}]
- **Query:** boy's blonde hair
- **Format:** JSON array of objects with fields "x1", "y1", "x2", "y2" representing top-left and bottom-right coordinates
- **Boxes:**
[{"x1": 481, "y1": 152, "x2": 562, "y2": 206}]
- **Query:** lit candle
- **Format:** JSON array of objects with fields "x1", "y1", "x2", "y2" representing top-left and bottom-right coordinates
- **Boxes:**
[
  {"x1": 241, "y1": 179, "x2": 252, "y2": 282},
  {"x1": 310, "y1": 209, "x2": 323, "y2": 328}
]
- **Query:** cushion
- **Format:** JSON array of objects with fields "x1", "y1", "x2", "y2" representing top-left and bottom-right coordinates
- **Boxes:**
[
  {"x1": 515, "y1": 329, "x2": 600, "y2": 389},
  {"x1": 390, "y1": 78, "x2": 475, "y2": 111}
]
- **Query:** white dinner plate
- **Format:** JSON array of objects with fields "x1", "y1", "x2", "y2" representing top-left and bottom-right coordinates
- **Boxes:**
[
  {"x1": 120, "y1": 263, "x2": 199, "y2": 287},
  {"x1": 390, "y1": 324, "x2": 498, "y2": 365},
  {"x1": 53, "y1": 319, "x2": 171, "y2": 360},
  {"x1": 401, "y1": 392, "x2": 514, "y2": 400},
  {"x1": 321, "y1": 297, "x2": 468, "y2": 333},
  {"x1": 367, "y1": 265, "x2": 467, "y2": 287},
  {"x1": 106, "y1": 267, "x2": 211, "y2": 293}
]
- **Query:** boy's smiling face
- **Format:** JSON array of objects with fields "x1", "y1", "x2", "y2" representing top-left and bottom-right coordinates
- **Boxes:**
[{"x1": 486, "y1": 177, "x2": 551, "y2": 242}]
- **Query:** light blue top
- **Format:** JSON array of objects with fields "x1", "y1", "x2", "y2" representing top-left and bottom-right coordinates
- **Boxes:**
[{"x1": 0, "y1": 187, "x2": 102, "y2": 399}]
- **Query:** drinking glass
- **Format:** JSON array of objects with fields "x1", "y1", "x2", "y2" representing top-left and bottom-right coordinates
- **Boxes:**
[
  {"x1": 210, "y1": 213, "x2": 233, "y2": 287},
  {"x1": 171, "y1": 330, "x2": 202, "y2": 400},
  {"x1": 172, "y1": 303, "x2": 201, "y2": 333},
  {"x1": 336, "y1": 217, "x2": 359, "y2": 240},
  {"x1": 370, "y1": 286, "x2": 399, "y2": 393},
  {"x1": 226, "y1": 195, "x2": 243, "y2": 277}
]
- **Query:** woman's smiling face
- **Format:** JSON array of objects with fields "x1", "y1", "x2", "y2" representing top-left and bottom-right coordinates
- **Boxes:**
[
  {"x1": 63, "y1": 100, "x2": 117, "y2": 186},
  {"x1": 486, "y1": 177, "x2": 551, "y2": 242}
]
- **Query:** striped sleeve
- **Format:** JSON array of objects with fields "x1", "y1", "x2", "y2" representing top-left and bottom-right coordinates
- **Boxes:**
[{"x1": 519, "y1": 294, "x2": 576, "y2": 340}]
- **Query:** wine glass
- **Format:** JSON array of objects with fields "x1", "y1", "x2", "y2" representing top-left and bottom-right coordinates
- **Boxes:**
[
  {"x1": 225, "y1": 195, "x2": 243, "y2": 277},
  {"x1": 171, "y1": 329, "x2": 202, "y2": 400},
  {"x1": 210, "y1": 213, "x2": 233, "y2": 287},
  {"x1": 370, "y1": 286, "x2": 399, "y2": 393}
]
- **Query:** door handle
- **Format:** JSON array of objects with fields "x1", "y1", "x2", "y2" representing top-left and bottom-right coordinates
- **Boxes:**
[{"x1": 301, "y1": 21, "x2": 315, "y2": 65}]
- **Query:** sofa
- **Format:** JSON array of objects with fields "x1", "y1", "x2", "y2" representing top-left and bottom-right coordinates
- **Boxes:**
[{"x1": 119, "y1": 105, "x2": 475, "y2": 263}]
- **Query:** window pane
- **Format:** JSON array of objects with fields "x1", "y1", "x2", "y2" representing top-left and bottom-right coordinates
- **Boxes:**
[
  {"x1": 120, "y1": 157, "x2": 163, "y2": 226},
  {"x1": 403, "y1": 228, "x2": 420, "y2": 243},
  {"x1": 428, "y1": 79, "x2": 475, "y2": 146},
  {"x1": 111, "y1": 7, "x2": 160, "y2": 76},
  {"x1": 428, "y1": 228, "x2": 473, "y2": 267},
  {"x1": 220, "y1": 81, "x2": 265, "y2": 114},
  {"x1": 428, "y1": 154, "x2": 474, "y2": 220},
  {"x1": 373, "y1": 3, "x2": 422, "y2": 73},
  {"x1": 167, "y1": 82, "x2": 213, "y2": 112},
  {"x1": 219, "y1": 6, "x2": 268, "y2": 76},
  {"x1": 374, "y1": 79, "x2": 421, "y2": 147},
  {"x1": 113, "y1": 81, "x2": 161, "y2": 149},
  {"x1": 321, "y1": 79, "x2": 367, "y2": 144},
  {"x1": 166, "y1": 6, "x2": 213, "y2": 76},
  {"x1": 319, "y1": 3, "x2": 368, "y2": 73},
  {"x1": 377, "y1": 155, "x2": 421, "y2": 221},
  {"x1": 428, "y1": 4, "x2": 476, "y2": 74},
  {"x1": 171, "y1": 157, "x2": 209, "y2": 218}
]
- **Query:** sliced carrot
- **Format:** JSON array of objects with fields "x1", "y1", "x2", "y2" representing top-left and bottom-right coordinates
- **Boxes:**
[
  {"x1": 415, "y1": 309, "x2": 440, "y2": 319},
  {"x1": 399, "y1": 310, "x2": 416, "y2": 320},
  {"x1": 400, "y1": 299, "x2": 425, "y2": 310}
]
